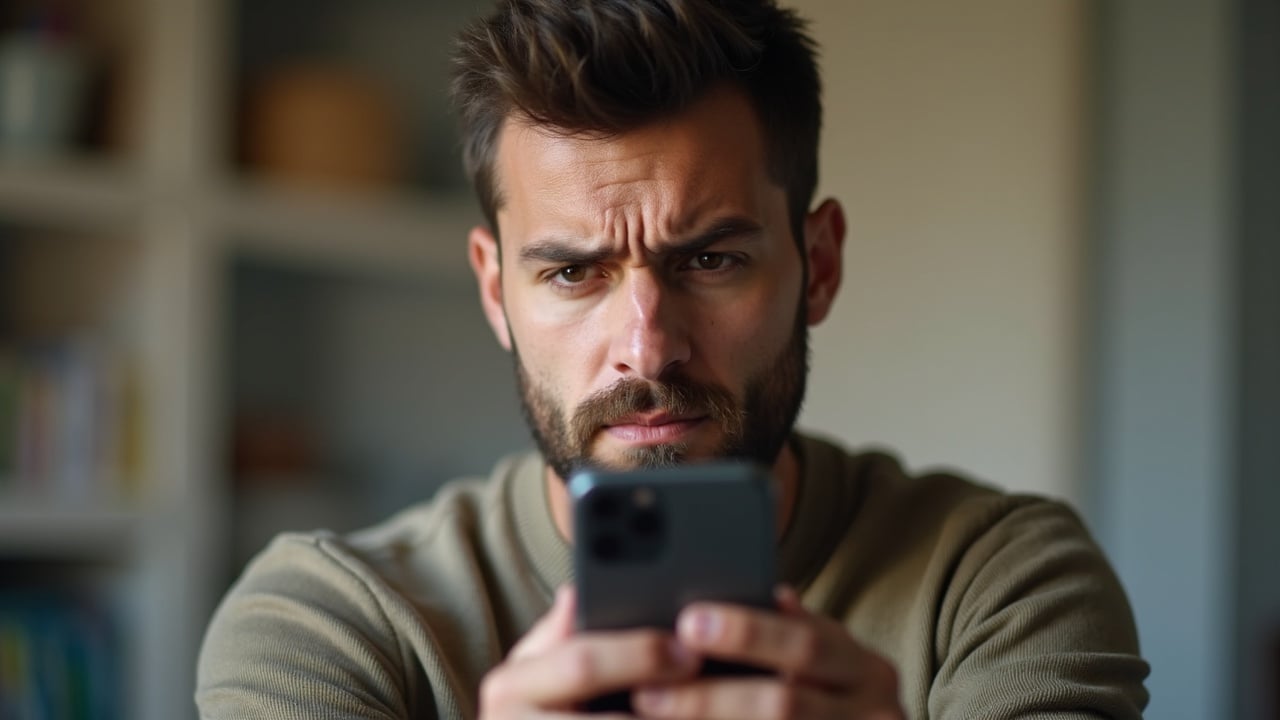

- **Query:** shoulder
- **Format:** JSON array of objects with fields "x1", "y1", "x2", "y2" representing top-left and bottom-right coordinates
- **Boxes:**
[
  {"x1": 196, "y1": 453, "x2": 537, "y2": 719},
  {"x1": 196, "y1": 529, "x2": 419, "y2": 718},
  {"x1": 796, "y1": 434, "x2": 1148, "y2": 717},
  {"x1": 798, "y1": 432, "x2": 1135, "y2": 646},
  {"x1": 800, "y1": 432, "x2": 1088, "y2": 561}
]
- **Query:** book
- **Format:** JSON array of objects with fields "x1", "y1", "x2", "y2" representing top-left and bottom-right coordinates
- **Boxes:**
[
  {"x1": 0, "y1": 337, "x2": 140, "y2": 504},
  {"x1": 0, "y1": 590, "x2": 121, "y2": 720}
]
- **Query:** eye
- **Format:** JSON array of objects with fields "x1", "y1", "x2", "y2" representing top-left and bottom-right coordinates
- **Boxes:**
[
  {"x1": 544, "y1": 264, "x2": 607, "y2": 292},
  {"x1": 691, "y1": 253, "x2": 726, "y2": 270},
  {"x1": 681, "y1": 252, "x2": 742, "y2": 272},
  {"x1": 555, "y1": 265, "x2": 591, "y2": 284}
]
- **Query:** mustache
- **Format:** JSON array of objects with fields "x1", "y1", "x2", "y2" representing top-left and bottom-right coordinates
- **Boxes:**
[{"x1": 569, "y1": 376, "x2": 745, "y2": 450}]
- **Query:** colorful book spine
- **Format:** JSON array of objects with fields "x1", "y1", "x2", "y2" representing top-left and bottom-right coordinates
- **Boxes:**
[
  {"x1": 0, "y1": 338, "x2": 141, "y2": 503},
  {"x1": 0, "y1": 592, "x2": 121, "y2": 720}
]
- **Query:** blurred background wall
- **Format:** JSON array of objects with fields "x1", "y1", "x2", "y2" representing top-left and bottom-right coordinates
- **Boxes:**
[
  {"x1": 0, "y1": 1, "x2": 1273, "y2": 719},
  {"x1": 801, "y1": 0, "x2": 1087, "y2": 503}
]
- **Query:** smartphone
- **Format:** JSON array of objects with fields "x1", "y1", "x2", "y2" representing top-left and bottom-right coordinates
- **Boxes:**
[{"x1": 568, "y1": 462, "x2": 778, "y2": 712}]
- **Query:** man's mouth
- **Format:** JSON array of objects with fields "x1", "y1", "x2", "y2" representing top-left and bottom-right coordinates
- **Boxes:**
[{"x1": 602, "y1": 413, "x2": 706, "y2": 444}]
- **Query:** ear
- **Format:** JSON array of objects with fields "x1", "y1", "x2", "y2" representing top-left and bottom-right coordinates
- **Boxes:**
[
  {"x1": 802, "y1": 198, "x2": 846, "y2": 326},
  {"x1": 468, "y1": 224, "x2": 512, "y2": 351}
]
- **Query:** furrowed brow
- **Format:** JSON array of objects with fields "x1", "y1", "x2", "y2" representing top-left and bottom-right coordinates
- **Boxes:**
[
  {"x1": 663, "y1": 217, "x2": 765, "y2": 256},
  {"x1": 518, "y1": 240, "x2": 613, "y2": 266},
  {"x1": 516, "y1": 217, "x2": 764, "y2": 266}
]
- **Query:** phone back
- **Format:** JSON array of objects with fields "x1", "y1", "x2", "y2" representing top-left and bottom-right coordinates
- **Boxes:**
[{"x1": 568, "y1": 462, "x2": 777, "y2": 633}]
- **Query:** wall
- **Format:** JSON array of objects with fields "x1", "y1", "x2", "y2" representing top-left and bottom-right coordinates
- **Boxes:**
[
  {"x1": 794, "y1": 0, "x2": 1087, "y2": 502},
  {"x1": 1233, "y1": 0, "x2": 1280, "y2": 716},
  {"x1": 1090, "y1": 0, "x2": 1236, "y2": 717}
]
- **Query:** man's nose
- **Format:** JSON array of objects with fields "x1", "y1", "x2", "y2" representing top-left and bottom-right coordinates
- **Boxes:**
[{"x1": 606, "y1": 269, "x2": 691, "y2": 381}]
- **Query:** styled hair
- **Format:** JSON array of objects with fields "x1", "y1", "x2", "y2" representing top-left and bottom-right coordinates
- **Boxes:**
[{"x1": 450, "y1": 0, "x2": 822, "y2": 242}]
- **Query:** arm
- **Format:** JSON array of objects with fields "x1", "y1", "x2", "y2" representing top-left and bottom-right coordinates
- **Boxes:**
[
  {"x1": 195, "y1": 534, "x2": 413, "y2": 720},
  {"x1": 930, "y1": 500, "x2": 1150, "y2": 719}
]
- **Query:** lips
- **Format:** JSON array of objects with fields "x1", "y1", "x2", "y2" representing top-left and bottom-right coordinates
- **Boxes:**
[
  {"x1": 603, "y1": 413, "x2": 706, "y2": 444},
  {"x1": 606, "y1": 412, "x2": 694, "y2": 428}
]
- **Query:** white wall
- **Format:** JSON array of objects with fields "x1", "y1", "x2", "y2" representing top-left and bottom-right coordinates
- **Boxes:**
[{"x1": 794, "y1": 1, "x2": 1086, "y2": 502}]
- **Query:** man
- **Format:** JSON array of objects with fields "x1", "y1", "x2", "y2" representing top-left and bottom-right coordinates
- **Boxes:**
[{"x1": 197, "y1": 1, "x2": 1149, "y2": 718}]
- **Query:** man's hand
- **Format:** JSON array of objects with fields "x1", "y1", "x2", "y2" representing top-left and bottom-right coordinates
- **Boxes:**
[
  {"x1": 479, "y1": 586, "x2": 701, "y2": 718},
  {"x1": 631, "y1": 587, "x2": 905, "y2": 720}
]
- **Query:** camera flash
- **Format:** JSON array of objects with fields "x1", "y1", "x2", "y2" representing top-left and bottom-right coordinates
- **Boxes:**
[{"x1": 632, "y1": 487, "x2": 655, "y2": 508}]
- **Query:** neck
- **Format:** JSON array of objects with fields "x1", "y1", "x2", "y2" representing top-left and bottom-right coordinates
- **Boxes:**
[{"x1": 545, "y1": 441, "x2": 801, "y2": 543}]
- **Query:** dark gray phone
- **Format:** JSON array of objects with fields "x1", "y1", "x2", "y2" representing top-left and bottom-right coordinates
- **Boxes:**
[{"x1": 568, "y1": 462, "x2": 778, "y2": 713}]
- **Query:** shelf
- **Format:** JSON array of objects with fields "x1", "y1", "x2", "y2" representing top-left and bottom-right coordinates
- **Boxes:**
[
  {"x1": 214, "y1": 180, "x2": 481, "y2": 277},
  {"x1": 0, "y1": 499, "x2": 142, "y2": 561},
  {"x1": 0, "y1": 157, "x2": 144, "y2": 230}
]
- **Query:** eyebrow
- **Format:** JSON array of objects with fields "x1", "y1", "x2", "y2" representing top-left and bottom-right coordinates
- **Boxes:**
[{"x1": 517, "y1": 217, "x2": 765, "y2": 266}]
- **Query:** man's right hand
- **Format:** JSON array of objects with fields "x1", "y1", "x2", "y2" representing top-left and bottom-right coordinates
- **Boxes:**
[{"x1": 479, "y1": 586, "x2": 702, "y2": 718}]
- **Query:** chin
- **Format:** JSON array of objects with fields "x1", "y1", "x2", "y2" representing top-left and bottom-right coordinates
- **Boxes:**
[{"x1": 596, "y1": 441, "x2": 728, "y2": 471}]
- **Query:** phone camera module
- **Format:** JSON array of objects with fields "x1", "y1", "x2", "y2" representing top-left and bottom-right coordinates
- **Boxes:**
[
  {"x1": 591, "y1": 533, "x2": 622, "y2": 562},
  {"x1": 630, "y1": 508, "x2": 664, "y2": 538},
  {"x1": 590, "y1": 491, "x2": 621, "y2": 519}
]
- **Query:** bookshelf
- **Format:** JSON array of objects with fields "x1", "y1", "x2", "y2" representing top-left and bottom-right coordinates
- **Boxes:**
[{"x1": 0, "y1": 0, "x2": 518, "y2": 718}]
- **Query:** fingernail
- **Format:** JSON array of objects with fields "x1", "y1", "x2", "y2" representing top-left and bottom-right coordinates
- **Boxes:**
[
  {"x1": 679, "y1": 608, "x2": 720, "y2": 643},
  {"x1": 635, "y1": 688, "x2": 672, "y2": 714},
  {"x1": 667, "y1": 637, "x2": 697, "y2": 669}
]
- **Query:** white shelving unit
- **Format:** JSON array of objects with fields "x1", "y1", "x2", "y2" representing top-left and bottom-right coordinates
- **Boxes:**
[
  {"x1": 0, "y1": 159, "x2": 142, "y2": 226},
  {"x1": 0, "y1": 1, "x2": 495, "y2": 717},
  {"x1": 0, "y1": 503, "x2": 141, "y2": 559},
  {"x1": 217, "y1": 181, "x2": 476, "y2": 277}
]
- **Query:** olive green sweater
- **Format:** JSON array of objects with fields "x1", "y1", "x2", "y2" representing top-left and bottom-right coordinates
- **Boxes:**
[{"x1": 196, "y1": 434, "x2": 1149, "y2": 718}]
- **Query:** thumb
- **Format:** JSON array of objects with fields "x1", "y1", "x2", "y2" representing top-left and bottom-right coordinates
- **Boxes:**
[{"x1": 509, "y1": 585, "x2": 576, "y2": 661}]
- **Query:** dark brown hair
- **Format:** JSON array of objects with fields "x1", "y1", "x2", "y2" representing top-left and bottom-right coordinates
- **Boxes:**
[{"x1": 450, "y1": 0, "x2": 822, "y2": 243}]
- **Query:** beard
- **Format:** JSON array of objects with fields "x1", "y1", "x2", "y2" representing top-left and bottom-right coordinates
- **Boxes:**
[{"x1": 512, "y1": 300, "x2": 810, "y2": 482}]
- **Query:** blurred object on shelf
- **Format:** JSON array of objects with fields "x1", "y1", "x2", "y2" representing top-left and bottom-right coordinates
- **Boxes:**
[
  {"x1": 231, "y1": 411, "x2": 317, "y2": 486},
  {"x1": 0, "y1": 337, "x2": 142, "y2": 505},
  {"x1": 0, "y1": 228, "x2": 146, "y2": 505},
  {"x1": 0, "y1": 588, "x2": 122, "y2": 720},
  {"x1": 244, "y1": 63, "x2": 405, "y2": 191},
  {"x1": 0, "y1": 7, "x2": 90, "y2": 159}
]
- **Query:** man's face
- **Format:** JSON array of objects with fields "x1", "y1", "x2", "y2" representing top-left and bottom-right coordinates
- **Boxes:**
[{"x1": 474, "y1": 88, "x2": 816, "y2": 481}]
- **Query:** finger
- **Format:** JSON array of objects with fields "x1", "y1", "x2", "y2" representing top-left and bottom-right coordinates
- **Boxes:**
[
  {"x1": 633, "y1": 676, "x2": 842, "y2": 720},
  {"x1": 493, "y1": 630, "x2": 700, "y2": 707},
  {"x1": 769, "y1": 597, "x2": 899, "y2": 696},
  {"x1": 773, "y1": 584, "x2": 804, "y2": 615},
  {"x1": 675, "y1": 602, "x2": 865, "y2": 689},
  {"x1": 509, "y1": 585, "x2": 575, "y2": 661}
]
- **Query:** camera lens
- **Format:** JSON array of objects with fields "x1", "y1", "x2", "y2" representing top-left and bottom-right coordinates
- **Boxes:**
[
  {"x1": 630, "y1": 508, "x2": 663, "y2": 537},
  {"x1": 590, "y1": 491, "x2": 620, "y2": 518},
  {"x1": 591, "y1": 533, "x2": 621, "y2": 561}
]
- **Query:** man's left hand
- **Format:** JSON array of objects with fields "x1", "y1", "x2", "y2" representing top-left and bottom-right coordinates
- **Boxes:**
[{"x1": 631, "y1": 586, "x2": 906, "y2": 720}]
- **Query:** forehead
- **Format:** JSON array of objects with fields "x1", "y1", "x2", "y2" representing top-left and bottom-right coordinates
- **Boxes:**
[{"x1": 492, "y1": 88, "x2": 775, "y2": 240}]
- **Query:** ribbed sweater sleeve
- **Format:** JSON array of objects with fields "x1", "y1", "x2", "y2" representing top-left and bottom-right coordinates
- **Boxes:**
[
  {"x1": 195, "y1": 533, "x2": 416, "y2": 719},
  {"x1": 927, "y1": 499, "x2": 1149, "y2": 718}
]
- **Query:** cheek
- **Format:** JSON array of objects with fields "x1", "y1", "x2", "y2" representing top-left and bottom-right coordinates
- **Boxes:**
[
  {"x1": 704, "y1": 302, "x2": 785, "y2": 367},
  {"x1": 506, "y1": 291, "x2": 605, "y2": 398},
  {"x1": 706, "y1": 273, "x2": 801, "y2": 367}
]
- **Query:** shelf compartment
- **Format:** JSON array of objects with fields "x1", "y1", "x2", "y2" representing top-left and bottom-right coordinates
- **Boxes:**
[
  {"x1": 0, "y1": 158, "x2": 143, "y2": 230},
  {"x1": 215, "y1": 180, "x2": 479, "y2": 277}
]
